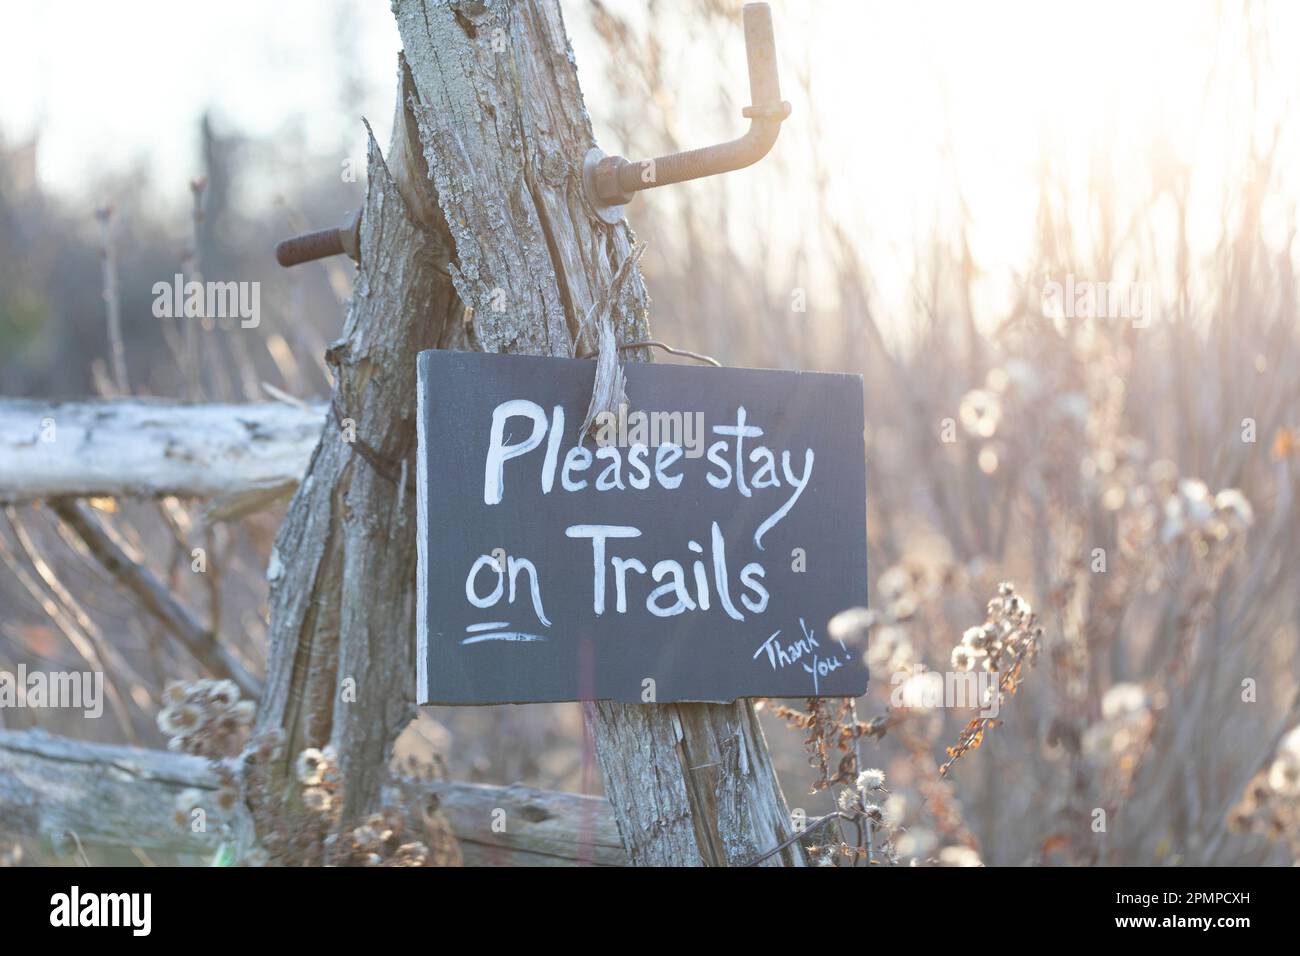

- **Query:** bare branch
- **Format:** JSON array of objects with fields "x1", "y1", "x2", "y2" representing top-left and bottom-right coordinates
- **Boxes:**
[{"x1": 49, "y1": 499, "x2": 262, "y2": 700}]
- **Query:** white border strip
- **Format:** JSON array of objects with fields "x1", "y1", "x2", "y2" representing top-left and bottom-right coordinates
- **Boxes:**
[{"x1": 414, "y1": 356, "x2": 430, "y2": 703}]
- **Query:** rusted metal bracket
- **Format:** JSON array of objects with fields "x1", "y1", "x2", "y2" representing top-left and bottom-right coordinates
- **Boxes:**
[
  {"x1": 583, "y1": 2, "x2": 791, "y2": 224},
  {"x1": 276, "y1": 3, "x2": 789, "y2": 263},
  {"x1": 275, "y1": 208, "x2": 361, "y2": 268}
]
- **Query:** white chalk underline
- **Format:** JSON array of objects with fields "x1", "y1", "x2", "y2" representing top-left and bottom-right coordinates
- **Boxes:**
[{"x1": 461, "y1": 632, "x2": 548, "y2": 645}]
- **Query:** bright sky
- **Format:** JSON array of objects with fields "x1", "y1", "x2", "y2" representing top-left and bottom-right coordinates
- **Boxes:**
[
  {"x1": 3, "y1": 1, "x2": 1298, "y2": 332},
  {"x1": 1, "y1": 0, "x2": 400, "y2": 191}
]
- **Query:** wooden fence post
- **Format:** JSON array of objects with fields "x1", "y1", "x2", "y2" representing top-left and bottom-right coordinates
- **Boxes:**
[{"x1": 258, "y1": 0, "x2": 803, "y2": 866}]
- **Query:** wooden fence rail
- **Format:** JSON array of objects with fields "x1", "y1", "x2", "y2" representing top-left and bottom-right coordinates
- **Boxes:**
[
  {"x1": 0, "y1": 728, "x2": 625, "y2": 866},
  {"x1": 0, "y1": 399, "x2": 323, "y2": 515}
]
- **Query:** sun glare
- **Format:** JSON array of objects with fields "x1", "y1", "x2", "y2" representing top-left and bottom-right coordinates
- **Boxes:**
[{"x1": 776, "y1": 1, "x2": 1300, "y2": 336}]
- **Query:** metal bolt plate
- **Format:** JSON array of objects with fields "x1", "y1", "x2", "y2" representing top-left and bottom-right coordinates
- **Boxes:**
[{"x1": 583, "y1": 148, "x2": 628, "y2": 225}]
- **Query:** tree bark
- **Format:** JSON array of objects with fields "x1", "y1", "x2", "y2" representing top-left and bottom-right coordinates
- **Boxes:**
[
  {"x1": 253, "y1": 0, "x2": 799, "y2": 865},
  {"x1": 255, "y1": 59, "x2": 465, "y2": 827},
  {"x1": 392, "y1": 0, "x2": 801, "y2": 866}
]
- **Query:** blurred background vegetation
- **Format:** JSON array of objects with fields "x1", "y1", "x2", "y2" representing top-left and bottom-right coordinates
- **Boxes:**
[{"x1": 1, "y1": 0, "x2": 1298, "y2": 865}]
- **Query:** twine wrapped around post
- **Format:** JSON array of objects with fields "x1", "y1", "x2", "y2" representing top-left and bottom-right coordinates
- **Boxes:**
[{"x1": 577, "y1": 243, "x2": 646, "y2": 439}]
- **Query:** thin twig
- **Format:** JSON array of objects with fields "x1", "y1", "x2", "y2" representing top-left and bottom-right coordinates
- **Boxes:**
[
  {"x1": 65, "y1": 829, "x2": 92, "y2": 867},
  {"x1": 50, "y1": 499, "x2": 261, "y2": 699},
  {"x1": 0, "y1": 510, "x2": 139, "y2": 741},
  {"x1": 576, "y1": 339, "x2": 722, "y2": 367},
  {"x1": 94, "y1": 205, "x2": 130, "y2": 395},
  {"x1": 743, "y1": 810, "x2": 853, "y2": 867}
]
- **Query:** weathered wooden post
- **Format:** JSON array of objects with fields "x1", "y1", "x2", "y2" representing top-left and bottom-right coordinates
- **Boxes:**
[{"x1": 261, "y1": 0, "x2": 839, "y2": 866}]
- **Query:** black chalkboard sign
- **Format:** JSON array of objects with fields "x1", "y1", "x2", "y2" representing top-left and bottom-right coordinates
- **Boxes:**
[{"x1": 415, "y1": 350, "x2": 868, "y2": 704}]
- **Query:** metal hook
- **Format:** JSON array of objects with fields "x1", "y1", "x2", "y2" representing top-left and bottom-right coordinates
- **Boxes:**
[
  {"x1": 275, "y1": 3, "x2": 790, "y2": 264},
  {"x1": 583, "y1": 2, "x2": 791, "y2": 224}
]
